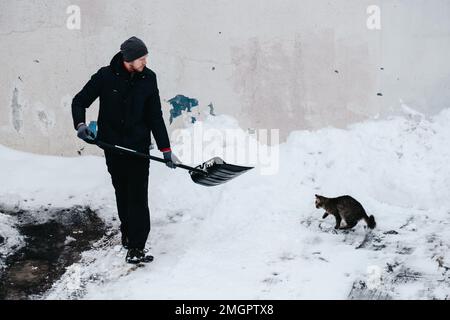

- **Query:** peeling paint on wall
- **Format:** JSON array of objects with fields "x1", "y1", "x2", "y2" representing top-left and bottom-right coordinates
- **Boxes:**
[
  {"x1": 11, "y1": 88, "x2": 23, "y2": 133},
  {"x1": 208, "y1": 102, "x2": 216, "y2": 116},
  {"x1": 167, "y1": 95, "x2": 199, "y2": 124},
  {"x1": 35, "y1": 106, "x2": 55, "y2": 133},
  {"x1": 38, "y1": 110, "x2": 47, "y2": 122}
]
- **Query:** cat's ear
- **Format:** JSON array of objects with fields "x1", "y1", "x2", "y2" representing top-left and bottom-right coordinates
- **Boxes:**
[{"x1": 315, "y1": 194, "x2": 320, "y2": 198}]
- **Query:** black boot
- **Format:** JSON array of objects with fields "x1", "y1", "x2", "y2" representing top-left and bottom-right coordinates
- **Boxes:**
[{"x1": 126, "y1": 248, "x2": 154, "y2": 264}]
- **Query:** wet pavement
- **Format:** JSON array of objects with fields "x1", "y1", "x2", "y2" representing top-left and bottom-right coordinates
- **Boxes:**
[{"x1": 0, "y1": 205, "x2": 107, "y2": 300}]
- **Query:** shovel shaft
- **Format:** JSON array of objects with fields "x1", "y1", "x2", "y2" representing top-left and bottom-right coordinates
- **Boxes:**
[{"x1": 94, "y1": 140, "x2": 206, "y2": 175}]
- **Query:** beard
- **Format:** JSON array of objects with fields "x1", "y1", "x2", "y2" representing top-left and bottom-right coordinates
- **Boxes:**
[{"x1": 132, "y1": 65, "x2": 145, "y2": 72}]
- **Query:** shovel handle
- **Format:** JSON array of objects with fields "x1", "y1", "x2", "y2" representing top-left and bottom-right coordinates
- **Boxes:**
[{"x1": 89, "y1": 139, "x2": 207, "y2": 175}]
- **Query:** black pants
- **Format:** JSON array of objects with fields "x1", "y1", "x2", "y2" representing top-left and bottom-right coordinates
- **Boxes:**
[{"x1": 104, "y1": 149, "x2": 150, "y2": 249}]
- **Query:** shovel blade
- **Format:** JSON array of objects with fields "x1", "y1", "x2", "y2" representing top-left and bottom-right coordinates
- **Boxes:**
[{"x1": 189, "y1": 157, "x2": 253, "y2": 186}]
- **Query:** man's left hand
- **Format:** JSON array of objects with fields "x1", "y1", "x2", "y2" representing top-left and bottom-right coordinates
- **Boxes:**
[{"x1": 163, "y1": 151, "x2": 181, "y2": 169}]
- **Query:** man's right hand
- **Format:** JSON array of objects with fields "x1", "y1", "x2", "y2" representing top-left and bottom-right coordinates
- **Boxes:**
[{"x1": 76, "y1": 123, "x2": 94, "y2": 141}]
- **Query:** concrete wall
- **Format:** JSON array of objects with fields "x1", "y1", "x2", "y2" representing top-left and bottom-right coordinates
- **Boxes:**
[{"x1": 1, "y1": 0, "x2": 450, "y2": 156}]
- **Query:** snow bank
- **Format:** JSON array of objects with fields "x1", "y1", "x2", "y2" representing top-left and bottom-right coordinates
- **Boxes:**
[{"x1": 0, "y1": 212, "x2": 24, "y2": 268}]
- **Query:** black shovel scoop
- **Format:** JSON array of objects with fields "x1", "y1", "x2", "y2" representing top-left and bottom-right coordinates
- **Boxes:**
[{"x1": 83, "y1": 133, "x2": 253, "y2": 187}]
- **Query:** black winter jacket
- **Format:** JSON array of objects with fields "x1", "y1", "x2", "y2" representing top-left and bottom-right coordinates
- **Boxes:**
[{"x1": 71, "y1": 52, "x2": 171, "y2": 153}]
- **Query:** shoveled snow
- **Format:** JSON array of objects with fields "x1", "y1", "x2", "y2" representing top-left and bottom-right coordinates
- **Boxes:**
[
  {"x1": 0, "y1": 212, "x2": 24, "y2": 268},
  {"x1": 1, "y1": 107, "x2": 449, "y2": 299}
]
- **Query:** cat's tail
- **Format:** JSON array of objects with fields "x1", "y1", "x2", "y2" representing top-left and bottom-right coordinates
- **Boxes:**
[{"x1": 365, "y1": 215, "x2": 376, "y2": 229}]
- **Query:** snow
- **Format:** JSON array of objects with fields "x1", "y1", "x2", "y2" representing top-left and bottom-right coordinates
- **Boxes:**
[
  {"x1": 0, "y1": 212, "x2": 24, "y2": 268},
  {"x1": 64, "y1": 236, "x2": 77, "y2": 246},
  {"x1": 1, "y1": 106, "x2": 449, "y2": 299}
]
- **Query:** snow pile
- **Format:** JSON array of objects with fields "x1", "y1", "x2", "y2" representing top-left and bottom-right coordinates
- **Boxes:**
[
  {"x1": 0, "y1": 211, "x2": 24, "y2": 268},
  {"x1": 1, "y1": 106, "x2": 449, "y2": 299}
]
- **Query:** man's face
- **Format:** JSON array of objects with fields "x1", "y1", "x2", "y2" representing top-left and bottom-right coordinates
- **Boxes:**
[{"x1": 128, "y1": 54, "x2": 148, "y2": 72}]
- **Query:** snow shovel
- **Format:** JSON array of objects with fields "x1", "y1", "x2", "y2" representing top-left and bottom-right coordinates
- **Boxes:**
[{"x1": 83, "y1": 122, "x2": 253, "y2": 187}]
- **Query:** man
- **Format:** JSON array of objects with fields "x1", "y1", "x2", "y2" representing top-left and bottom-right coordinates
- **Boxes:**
[{"x1": 71, "y1": 36, "x2": 180, "y2": 264}]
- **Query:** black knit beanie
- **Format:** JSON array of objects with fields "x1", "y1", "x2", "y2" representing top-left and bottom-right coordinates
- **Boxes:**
[{"x1": 120, "y1": 36, "x2": 148, "y2": 62}]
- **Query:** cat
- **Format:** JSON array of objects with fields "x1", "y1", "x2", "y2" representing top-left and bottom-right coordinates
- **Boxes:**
[{"x1": 315, "y1": 194, "x2": 376, "y2": 230}]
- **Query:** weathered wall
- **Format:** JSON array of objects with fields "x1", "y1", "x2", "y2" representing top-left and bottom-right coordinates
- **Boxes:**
[{"x1": 1, "y1": 0, "x2": 449, "y2": 156}]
